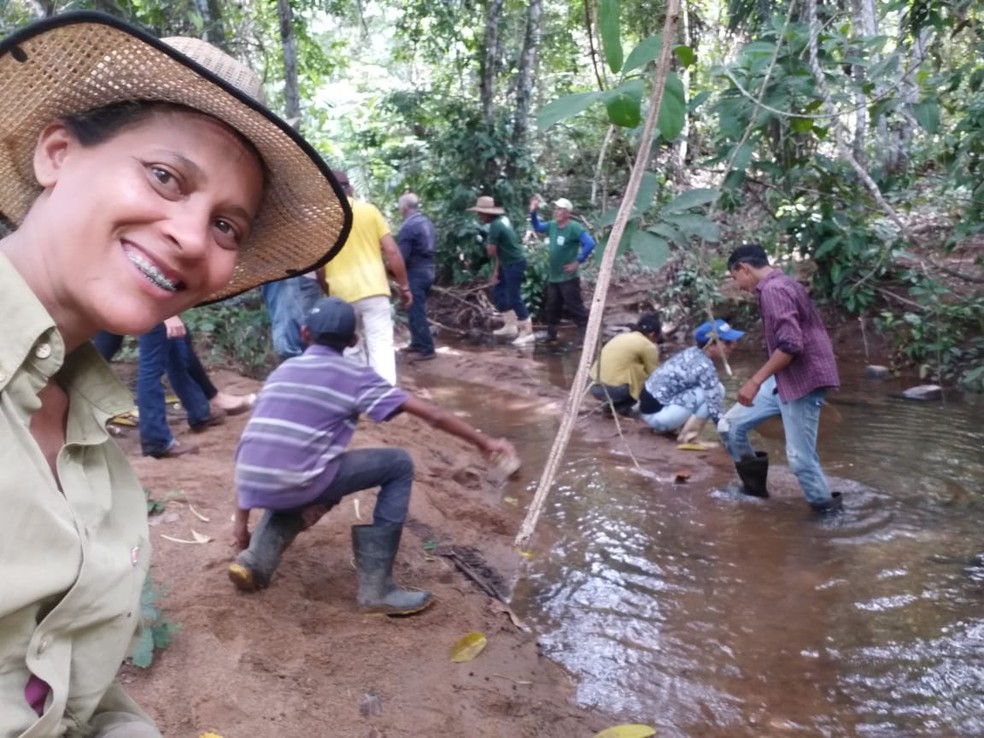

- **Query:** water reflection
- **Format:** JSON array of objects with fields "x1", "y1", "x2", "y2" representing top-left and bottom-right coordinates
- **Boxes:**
[{"x1": 496, "y1": 347, "x2": 984, "y2": 736}]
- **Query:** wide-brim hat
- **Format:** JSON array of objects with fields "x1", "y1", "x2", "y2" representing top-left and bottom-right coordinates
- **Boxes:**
[
  {"x1": 466, "y1": 195, "x2": 504, "y2": 215},
  {"x1": 0, "y1": 12, "x2": 351, "y2": 305}
]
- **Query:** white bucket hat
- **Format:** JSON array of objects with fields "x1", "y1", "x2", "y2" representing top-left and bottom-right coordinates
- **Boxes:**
[{"x1": 0, "y1": 12, "x2": 351, "y2": 304}]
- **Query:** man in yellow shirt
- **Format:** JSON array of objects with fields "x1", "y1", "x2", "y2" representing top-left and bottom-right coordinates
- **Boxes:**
[
  {"x1": 321, "y1": 171, "x2": 411, "y2": 384},
  {"x1": 589, "y1": 314, "x2": 662, "y2": 416}
]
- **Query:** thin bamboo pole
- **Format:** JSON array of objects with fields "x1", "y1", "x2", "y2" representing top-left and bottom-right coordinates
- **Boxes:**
[{"x1": 514, "y1": 0, "x2": 683, "y2": 551}]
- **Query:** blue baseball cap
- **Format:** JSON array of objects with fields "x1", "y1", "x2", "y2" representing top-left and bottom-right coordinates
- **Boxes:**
[
  {"x1": 305, "y1": 297, "x2": 356, "y2": 341},
  {"x1": 694, "y1": 318, "x2": 744, "y2": 346}
]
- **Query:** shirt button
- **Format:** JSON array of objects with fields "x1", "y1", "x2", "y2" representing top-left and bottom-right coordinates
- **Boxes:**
[
  {"x1": 38, "y1": 636, "x2": 51, "y2": 654},
  {"x1": 34, "y1": 343, "x2": 52, "y2": 359}
]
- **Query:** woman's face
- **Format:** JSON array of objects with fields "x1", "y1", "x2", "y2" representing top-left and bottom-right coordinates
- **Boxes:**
[{"x1": 30, "y1": 108, "x2": 264, "y2": 338}]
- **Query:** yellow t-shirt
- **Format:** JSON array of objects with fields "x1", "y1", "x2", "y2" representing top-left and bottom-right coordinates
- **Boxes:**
[
  {"x1": 323, "y1": 198, "x2": 392, "y2": 303},
  {"x1": 590, "y1": 330, "x2": 660, "y2": 400}
]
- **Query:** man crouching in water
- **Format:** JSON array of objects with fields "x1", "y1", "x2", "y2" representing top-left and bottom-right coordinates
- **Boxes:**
[{"x1": 230, "y1": 296, "x2": 517, "y2": 614}]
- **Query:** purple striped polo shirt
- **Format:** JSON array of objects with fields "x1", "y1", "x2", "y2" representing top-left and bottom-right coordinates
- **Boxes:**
[
  {"x1": 756, "y1": 269, "x2": 840, "y2": 402},
  {"x1": 235, "y1": 344, "x2": 408, "y2": 511}
]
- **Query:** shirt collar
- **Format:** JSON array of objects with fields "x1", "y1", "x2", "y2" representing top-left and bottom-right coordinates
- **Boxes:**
[
  {"x1": 0, "y1": 252, "x2": 134, "y2": 426},
  {"x1": 755, "y1": 268, "x2": 782, "y2": 295}
]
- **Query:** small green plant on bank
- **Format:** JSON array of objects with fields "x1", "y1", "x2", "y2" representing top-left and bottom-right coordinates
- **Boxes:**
[
  {"x1": 875, "y1": 269, "x2": 984, "y2": 386},
  {"x1": 183, "y1": 291, "x2": 276, "y2": 378},
  {"x1": 131, "y1": 575, "x2": 179, "y2": 669}
]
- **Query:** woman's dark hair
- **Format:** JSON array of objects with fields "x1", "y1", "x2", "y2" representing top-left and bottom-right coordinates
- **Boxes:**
[
  {"x1": 727, "y1": 242, "x2": 770, "y2": 270},
  {"x1": 62, "y1": 101, "x2": 266, "y2": 180},
  {"x1": 636, "y1": 313, "x2": 662, "y2": 338}
]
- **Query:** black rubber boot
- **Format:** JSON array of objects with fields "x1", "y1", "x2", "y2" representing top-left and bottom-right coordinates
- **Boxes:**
[
  {"x1": 352, "y1": 523, "x2": 433, "y2": 615},
  {"x1": 229, "y1": 505, "x2": 334, "y2": 592},
  {"x1": 810, "y1": 492, "x2": 844, "y2": 515},
  {"x1": 734, "y1": 451, "x2": 770, "y2": 498}
]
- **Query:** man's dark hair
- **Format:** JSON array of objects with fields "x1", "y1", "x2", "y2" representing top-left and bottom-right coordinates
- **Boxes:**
[
  {"x1": 727, "y1": 242, "x2": 770, "y2": 271},
  {"x1": 636, "y1": 313, "x2": 662, "y2": 338}
]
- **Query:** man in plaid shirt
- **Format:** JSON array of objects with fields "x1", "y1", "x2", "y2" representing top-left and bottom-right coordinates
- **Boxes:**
[{"x1": 720, "y1": 243, "x2": 842, "y2": 513}]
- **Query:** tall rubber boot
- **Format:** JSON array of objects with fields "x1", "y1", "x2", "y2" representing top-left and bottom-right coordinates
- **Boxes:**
[
  {"x1": 512, "y1": 318, "x2": 535, "y2": 346},
  {"x1": 229, "y1": 503, "x2": 335, "y2": 592},
  {"x1": 734, "y1": 451, "x2": 770, "y2": 498},
  {"x1": 810, "y1": 492, "x2": 844, "y2": 514},
  {"x1": 676, "y1": 415, "x2": 708, "y2": 444},
  {"x1": 352, "y1": 523, "x2": 433, "y2": 615},
  {"x1": 493, "y1": 310, "x2": 518, "y2": 339}
]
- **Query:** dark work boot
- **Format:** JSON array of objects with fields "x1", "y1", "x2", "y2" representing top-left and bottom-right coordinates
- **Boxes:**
[
  {"x1": 352, "y1": 523, "x2": 433, "y2": 615},
  {"x1": 810, "y1": 492, "x2": 844, "y2": 515},
  {"x1": 734, "y1": 452, "x2": 770, "y2": 498},
  {"x1": 229, "y1": 508, "x2": 316, "y2": 592}
]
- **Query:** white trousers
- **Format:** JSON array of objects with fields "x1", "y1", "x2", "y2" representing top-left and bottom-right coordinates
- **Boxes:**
[{"x1": 344, "y1": 295, "x2": 397, "y2": 384}]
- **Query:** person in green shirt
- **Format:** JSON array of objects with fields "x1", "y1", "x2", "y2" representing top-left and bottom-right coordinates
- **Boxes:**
[
  {"x1": 529, "y1": 194, "x2": 596, "y2": 343},
  {"x1": 467, "y1": 195, "x2": 535, "y2": 345},
  {"x1": 0, "y1": 13, "x2": 347, "y2": 736}
]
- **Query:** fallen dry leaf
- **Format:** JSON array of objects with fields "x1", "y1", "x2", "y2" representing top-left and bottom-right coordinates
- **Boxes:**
[{"x1": 450, "y1": 632, "x2": 487, "y2": 663}]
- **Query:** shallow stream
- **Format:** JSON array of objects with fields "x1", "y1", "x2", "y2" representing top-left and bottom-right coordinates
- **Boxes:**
[{"x1": 434, "y1": 345, "x2": 984, "y2": 736}]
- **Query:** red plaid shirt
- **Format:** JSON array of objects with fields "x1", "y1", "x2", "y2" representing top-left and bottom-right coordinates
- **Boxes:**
[{"x1": 756, "y1": 269, "x2": 839, "y2": 402}]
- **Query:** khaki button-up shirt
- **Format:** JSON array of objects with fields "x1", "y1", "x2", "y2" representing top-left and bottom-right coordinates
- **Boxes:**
[{"x1": 0, "y1": 255, "x2": 160, "y2": 737}]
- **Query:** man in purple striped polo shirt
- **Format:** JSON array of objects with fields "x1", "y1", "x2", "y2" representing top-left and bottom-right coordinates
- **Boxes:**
[
  {"x1": 720, "y1": 243, "x2": 842, "y2": 513},
  {"x1": 229, "y1": 297, "x2": 516, "y2": 614}
]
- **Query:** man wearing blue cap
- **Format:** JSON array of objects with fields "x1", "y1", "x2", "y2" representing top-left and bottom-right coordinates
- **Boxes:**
[
  {"x1": 229, "y1": 297, "x2": 517, "y2": 615},
  {"x1": 638, "y1": 318, "x2": 743, "y2": 438}
]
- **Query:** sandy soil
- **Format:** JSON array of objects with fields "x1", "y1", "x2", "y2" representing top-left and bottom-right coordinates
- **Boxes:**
[{"x1": 114, "y1": 350, "x2": 622, "y2": 738}]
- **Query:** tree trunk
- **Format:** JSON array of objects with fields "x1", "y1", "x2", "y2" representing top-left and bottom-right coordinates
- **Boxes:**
[
  {"x1": 511, "y1": 0, "x2": 543, "y2": 150},
  {"x1": 480, "y1": 0, "x2": 505, "y2": 128},
  {"x1": 276, "y1": 0, "x2": 301, "y2": 129},
  {"x1": 849, "y1": 0, "x2": 876, "y2": 165},
  {"x1": 674, "y1": 0, "x2": 691, "y2": 174}
]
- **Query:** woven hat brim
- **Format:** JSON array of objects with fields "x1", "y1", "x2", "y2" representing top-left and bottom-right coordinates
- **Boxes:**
[
  {"x1": 0, "y1": 12, "x2": 351, "y2": 305},
  {"x1": 466, "y1": 206, "x2": 505, "y2": 215}
]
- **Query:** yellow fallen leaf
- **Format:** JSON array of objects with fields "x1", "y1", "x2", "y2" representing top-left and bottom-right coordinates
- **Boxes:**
[
  {"x1": 503, "y1": 496, "x2": 518, "y2": 506},
  {"x1": 450, "y1": 632, "x2": 487, "y2": 663},
  {"x1": 676, "y1": 442, "x2": 717, "y2": 451},
  {"x1": 198, "y1": 733, "x2": 224, "y2": 738},
  {"x1": 109, "y1": 412, "x2": 138, "y2": 427},
  {"x1": 188, "y1": 503, "x2": 211, "y2": 523},
  {"x1": 515, "y1": 548, "x2": 534, "y2": 560},
  {"x1": 593, "y1": 725, "x2": 657, "y2": 738}
]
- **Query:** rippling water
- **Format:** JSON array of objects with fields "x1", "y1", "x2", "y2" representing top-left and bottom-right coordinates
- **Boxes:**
[{"x1": 489, "y1": 353, "x2": 984, "y2": 737}]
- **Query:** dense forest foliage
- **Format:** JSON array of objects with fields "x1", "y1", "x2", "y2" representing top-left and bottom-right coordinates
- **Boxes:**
[{"x1": 3, "y1": 0, "x2": 983, "y2": 389}]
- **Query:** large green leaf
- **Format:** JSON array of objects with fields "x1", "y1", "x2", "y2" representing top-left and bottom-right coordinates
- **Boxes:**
[
  {"x1": 659, "y1": 188, "x2": 721, "y2": 214},
  {"x1": 673, "y1": 44, "x2": 696, "y2": 68},
  {"x1": 657, "y1": 73, "x2": 686, "y2": 141},
  {"x1": 647, "y1": 222, "x2": 686, "y2": 245},
  {"x1": 630, "y1": 230, "x2": 671, "y2": 269},
  {"x1": 602, "y1": 80, "x2": 644, "y2": 128},
  {"x1": 599, "y1": 0, "x2": 623, "y2": 74},
  {"x1": 909, "y1": 99, "x2": 940, "y2": 134},
  {"x1": 663, "y1": 213, "x2": 720, "y2": 241},
  {"x1": 622, "y1": 34, "x2": 662, "y2": 75},
  {"x1": 633, "y1": 171, "x2": 662, "y2": 214},
  {"x1": 536, "y1": 91, "x2": 601, "y2": 130}
]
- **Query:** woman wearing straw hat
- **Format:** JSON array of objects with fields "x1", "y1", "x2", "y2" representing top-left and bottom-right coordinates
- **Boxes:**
[
  {"x1": 0, "y1": 13, "x2": 348, "y2": 735},
  {"x1": 466, "y1": 195, "x2": 535, "y2": 345}
]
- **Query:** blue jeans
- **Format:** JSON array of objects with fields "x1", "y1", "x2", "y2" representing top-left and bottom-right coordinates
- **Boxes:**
[
  {"x1": 407, "y1": 268, "x2": 435, "y2": 355},
  {"x1": 261, "y1": 277, "x2": 305, "y2": 360},
  {"x1": 641, "y1": 385, "x2": 720, "y2": 432},
  {"x1": 137, "y1": 324, "x2": 212, "y2": 456},
  {"x1": 492, "y1": 260, "x2": 529, "y2": 320},
  {"x1": 297, "y1": 276, "x2": 324, "y2": 316},
  {"x1": 719, "y1": 375, "x2": 833, "y2": 506}
]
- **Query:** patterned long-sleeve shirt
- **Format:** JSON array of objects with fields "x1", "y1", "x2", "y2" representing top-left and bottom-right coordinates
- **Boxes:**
[
  {"x1": 643, "y1": 346, "x2": 725, "y2": 422},
  {"x1": 756, "y1": 270, "x2": 839, "y2": 402}
]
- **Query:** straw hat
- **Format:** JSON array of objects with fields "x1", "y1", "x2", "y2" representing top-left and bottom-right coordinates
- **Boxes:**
[
  {"x1": 0, "y1": 12, "x2": 351, "y2": 304},
  {"x1": 466, "y1": 195, "x2": 504, "y2": 215}
]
